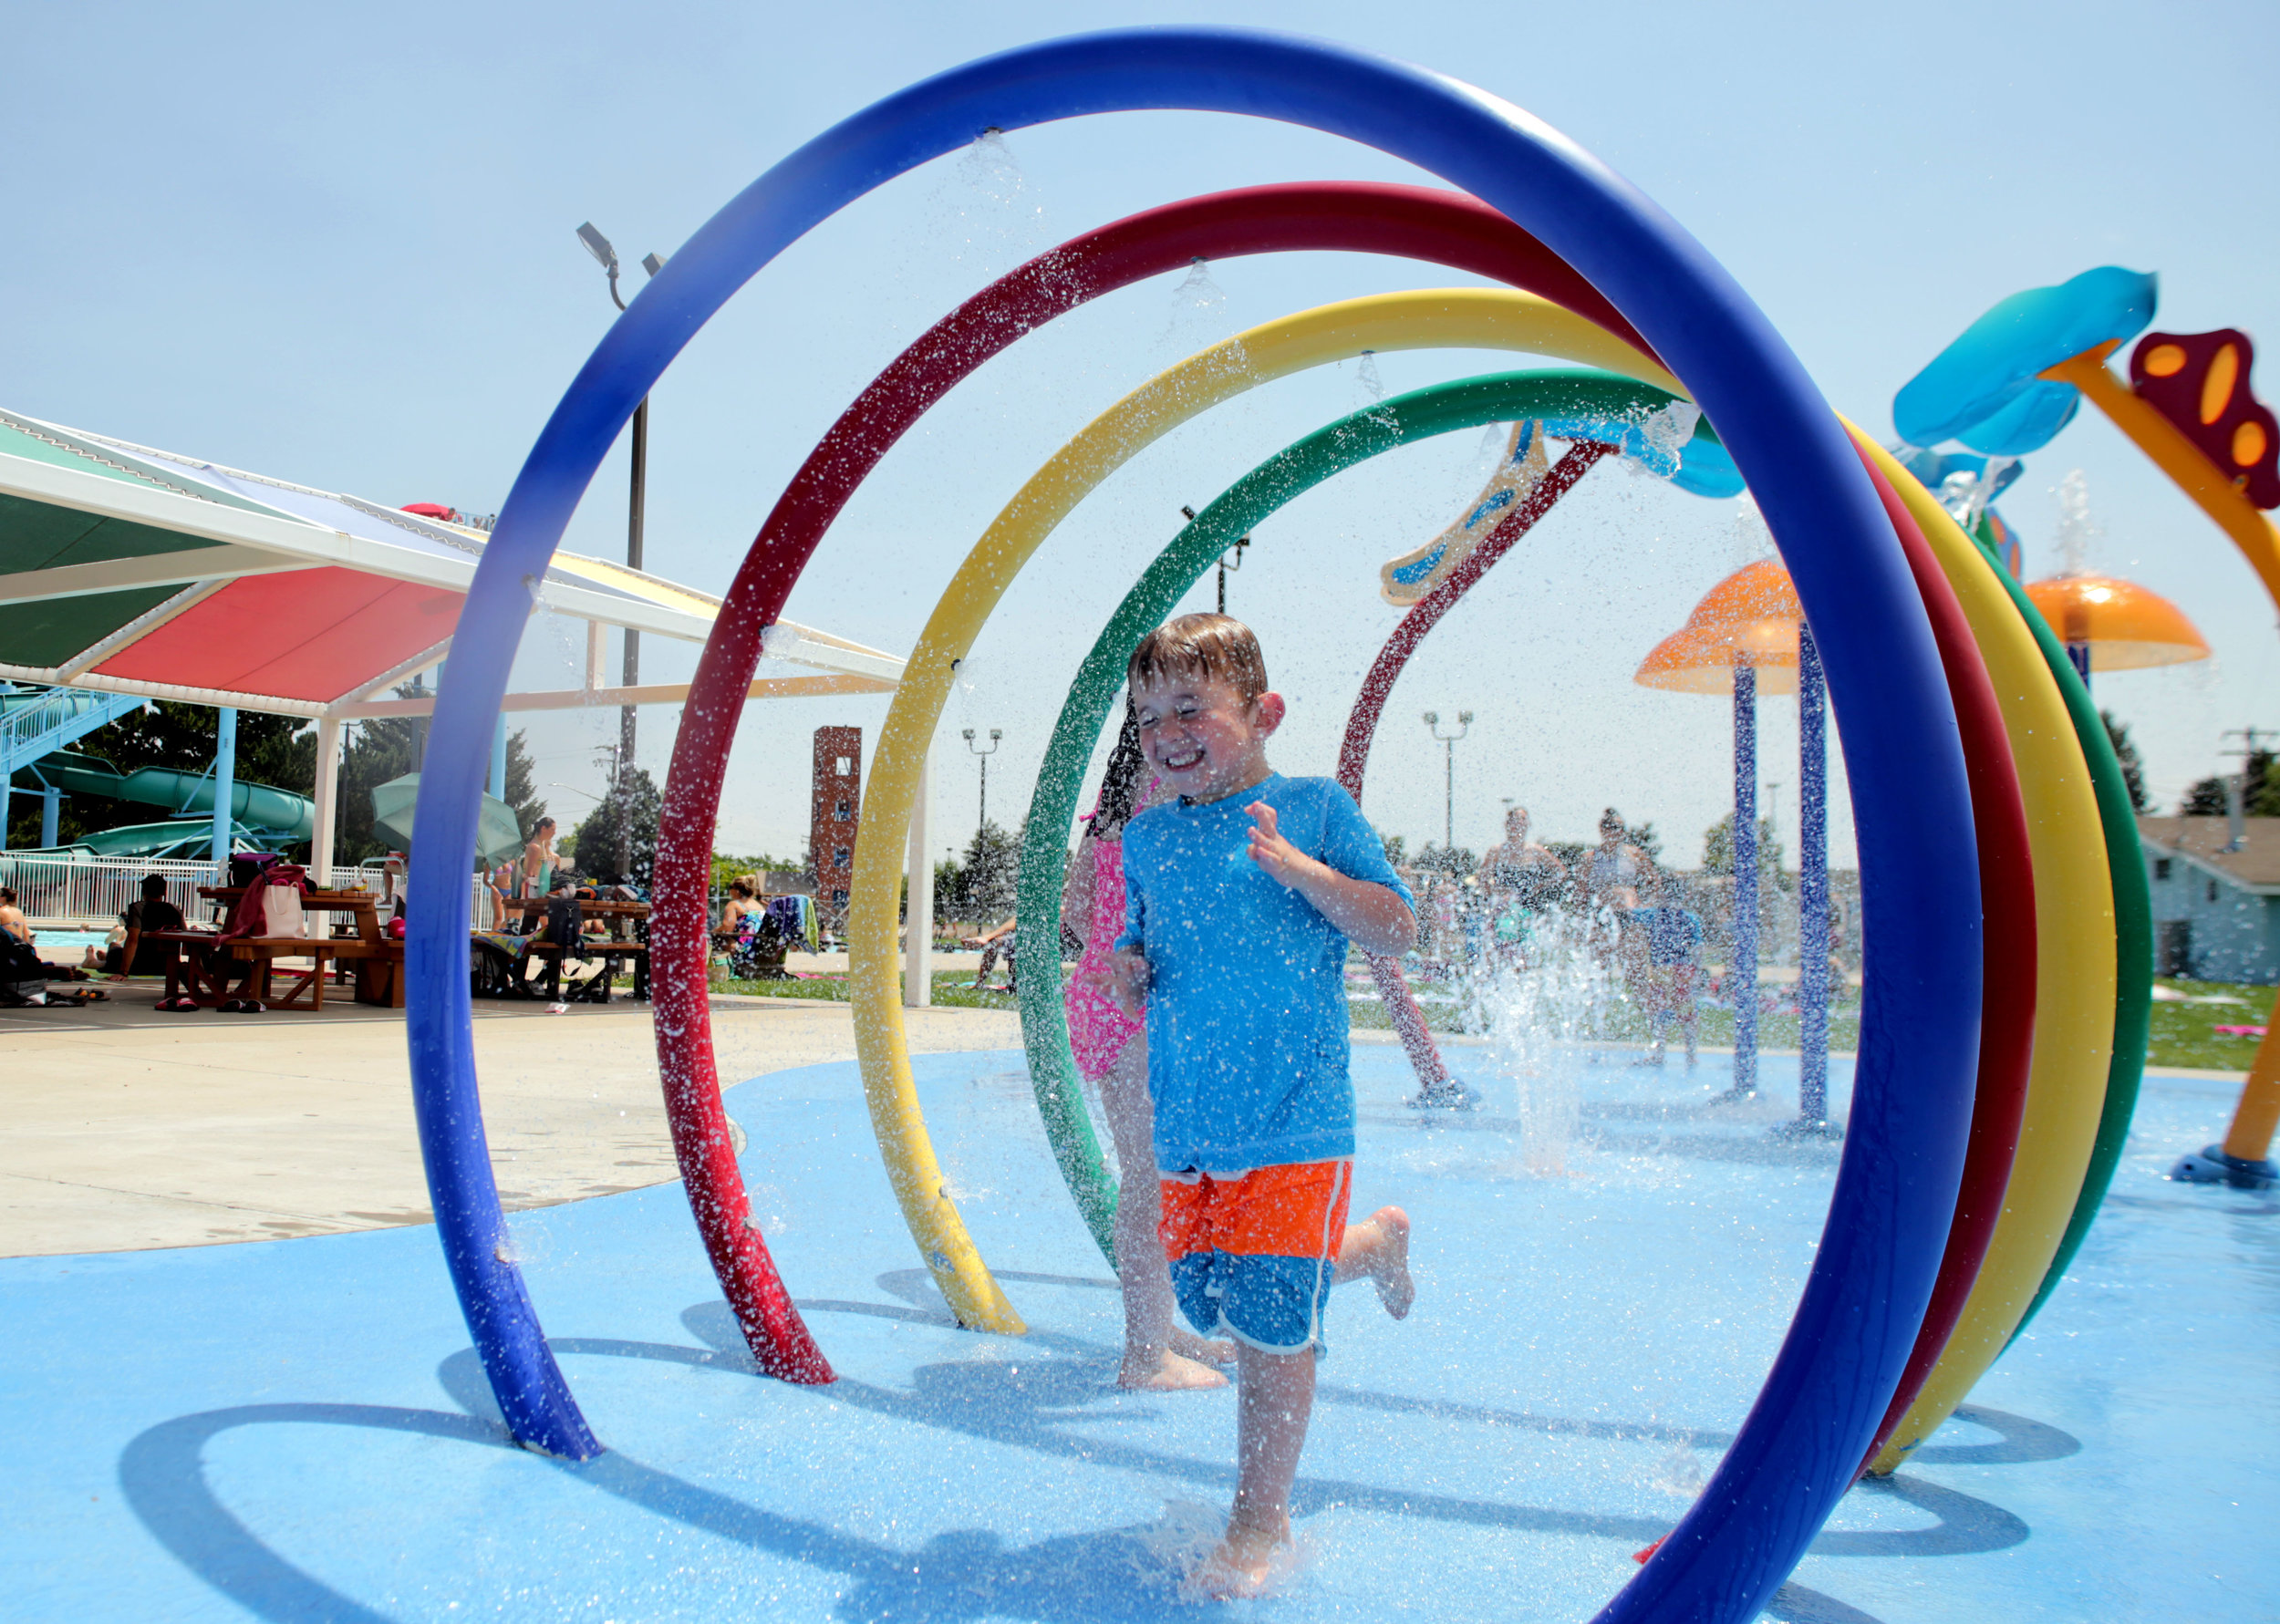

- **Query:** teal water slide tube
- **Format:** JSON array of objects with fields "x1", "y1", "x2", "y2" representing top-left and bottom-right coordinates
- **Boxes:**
[{"x1": 12, "y1": 750, "x2": 315, "y2": 856}]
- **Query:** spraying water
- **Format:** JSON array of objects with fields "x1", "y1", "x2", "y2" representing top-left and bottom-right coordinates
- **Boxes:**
[
  {"x1": 2054, "y1": 467, "x2": 2097, "y2": 575},
  {"x1": 1353, "y1": 348, "x2": 1385, "y2": 402},
  {"x1": 1155, "y1": 259, "x2": 1229, "y2": 357},
  {"x1": 1444, "y1": 905, "x2": 1618, "y2": 1174}
]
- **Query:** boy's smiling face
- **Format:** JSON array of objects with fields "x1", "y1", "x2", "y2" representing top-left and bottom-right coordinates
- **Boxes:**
[{"x1": 1131, "y1": 670, "x2": 1286, "y2": 805}]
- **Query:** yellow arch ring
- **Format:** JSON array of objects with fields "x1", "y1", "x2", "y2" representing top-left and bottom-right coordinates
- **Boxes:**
[
  {"x1": 845, "y1": 288, "x2": 1679, "y2": 1329},
  {"x1": 846, "y1": 287, "x2": 2118, "y2": 1370},
  {"x1": 1858, "y1": 430, "x2": 2117, "y2": 1473}
]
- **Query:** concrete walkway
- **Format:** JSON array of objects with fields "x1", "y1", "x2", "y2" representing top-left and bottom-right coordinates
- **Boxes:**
[{"x1": 0, "y1": 981, "x2": 1018, "y2": 1258}]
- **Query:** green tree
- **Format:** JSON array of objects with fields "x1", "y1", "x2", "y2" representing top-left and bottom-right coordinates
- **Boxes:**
[
  {"x1": 1625, "y1": 819, "x2": 1664, "y2": 865},
  {"x1": 2102, "y1": 710, "x2": 2149, "y2": 813},
  {"x1": 954, "y1": 818, "x2": 1020, "y2": 923},
  {"x1": 2182, "y1": 749, "x2": 2276, "y2": 817},
  {"x1": 565, "y1": 768, "x2": 662, "y2": 885},
  {"x1": 333, "y1": 708, "x2": 541, "y2": 868},
  {"x1": 710, "y1": 851, "x2": 801, "y2": 892},
  {"x1": 1702, "y1": 812, "x2": 1784, "y2": 876},
  {"x1": 932, "y1": 854, "x2": 969, "y2": 922},
  {"x1": 1414, "y1": 841, "x2": 1478, "y2": 876},
  {"x1": 335, "y1": 714, "x2": 419, "y2": 864}
]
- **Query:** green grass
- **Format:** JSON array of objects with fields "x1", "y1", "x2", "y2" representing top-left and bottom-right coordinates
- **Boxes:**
[
  {"x1": 717, "y1": 962, "x2": 2270, "y2": 1072},
  {"x1": 2146, "y1": 978, "x2": 2274, "y2": 1071},
  {"x1": 716, "y1": 968, "x2": 1021, "y2": 1013}
]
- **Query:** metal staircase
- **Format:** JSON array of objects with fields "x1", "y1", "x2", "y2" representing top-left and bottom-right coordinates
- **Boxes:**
[{"x1": 2, "y1": 685, "x2": 146, "y2": 843}]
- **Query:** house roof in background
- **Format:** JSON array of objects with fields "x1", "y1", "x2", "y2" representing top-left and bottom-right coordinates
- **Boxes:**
[{"x1": 2138, "y1": 816, "x2": 2280, "y2": 893}]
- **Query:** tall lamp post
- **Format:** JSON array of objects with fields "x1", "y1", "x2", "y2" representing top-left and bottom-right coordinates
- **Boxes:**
[
  {"x1": 1179, "y1": 505, "x2": 1250, "y2": 613},
  {"x1": 575, "y1": 222, "x2": 665, "y2": 880},
  {"x1": 960, "y1": 728, "x2": 1002, "y2": 833},
  {"x1": 1422, "y1": 709, "x2": 1472, "y2": 853}
]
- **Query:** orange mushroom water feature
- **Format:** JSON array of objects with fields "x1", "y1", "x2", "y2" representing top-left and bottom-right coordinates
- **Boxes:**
[
  {"x1": 2023, "y1": 572, "x2": 2209, "y2": 678},
  {"x1": 1635, "y1": 558, "x2": 1808, "y2": 694},
  {"x1": 1634, "y1": 557, "x2": 1835, "y2": 1132}
]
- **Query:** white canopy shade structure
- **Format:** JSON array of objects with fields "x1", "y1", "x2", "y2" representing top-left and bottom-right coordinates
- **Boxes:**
[{"x1": 0, "y1": 405, "x2": 904, "y2": 880}]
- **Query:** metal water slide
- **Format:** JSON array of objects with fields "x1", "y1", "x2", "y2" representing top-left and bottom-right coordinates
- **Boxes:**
[
  {"x1": 22, "y1": 750, "x2": 314, "y2": 853},
  {"x1": 4, "y1": 684, "x2": 317, "y2": 856}
]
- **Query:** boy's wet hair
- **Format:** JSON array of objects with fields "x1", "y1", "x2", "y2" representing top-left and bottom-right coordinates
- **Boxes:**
[{"x1": 1126, "y1": 612, "x2": 1269, "y2": 703}]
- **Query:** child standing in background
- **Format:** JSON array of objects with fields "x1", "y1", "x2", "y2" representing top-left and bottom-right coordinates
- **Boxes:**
[
  {"x1": 1062, "y1": 700, "x2": 1235, "y2": 1391},
  {"x1": 1104, "y1": 612, "x2": 1419, "y2": 1597}
]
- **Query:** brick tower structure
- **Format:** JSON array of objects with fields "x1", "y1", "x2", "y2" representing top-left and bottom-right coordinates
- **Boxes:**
[{"x1": 810, "y1": 726, "x2": 861, "y2": 934}]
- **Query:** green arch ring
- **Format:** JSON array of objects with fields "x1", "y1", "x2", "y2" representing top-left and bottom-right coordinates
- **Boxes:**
[
  {"x1": 1010, "y1": 367, "x2": 1717, "y2": 1258},
  {"x1": 1971, "y1": 512, "x2": 2154, "y2": 1339}
]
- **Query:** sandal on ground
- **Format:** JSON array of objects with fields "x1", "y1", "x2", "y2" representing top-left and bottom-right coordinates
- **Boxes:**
[
  {"x1": 214, "y1": 998, "x2": 244, "y2": 1013},
  {"x1": 158, "y1": 997, "x2": 201, "y2": 1012},
  {"x1": 233, "y1": 999, "x2": 265, "y2": 1014}
]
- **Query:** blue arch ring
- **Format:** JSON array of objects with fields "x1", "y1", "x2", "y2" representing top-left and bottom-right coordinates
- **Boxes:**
[{"x1": 406, "y1": 26, "x2": 1981, "y2": 1619}]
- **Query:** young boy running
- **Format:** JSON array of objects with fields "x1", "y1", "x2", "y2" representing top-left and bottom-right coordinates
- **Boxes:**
[{"x1": 1104, "y1": 612, "x2": 1419, "y2": 1596}]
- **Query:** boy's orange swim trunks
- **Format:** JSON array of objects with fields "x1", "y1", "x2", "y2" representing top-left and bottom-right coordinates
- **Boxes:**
[{"x1": 1159, "y1": 1159, "x2": 1352, "y2": 1352}]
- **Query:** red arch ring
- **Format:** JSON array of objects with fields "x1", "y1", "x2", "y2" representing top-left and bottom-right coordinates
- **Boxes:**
[
  {"x1": 1328, "y1": 427, "x2": 2035, "y2": 1454},
  {"x1": 1854, "y1": 446, "x2": 2036, "y2": 1466},
  {"x1": 648, "y1": 182, "x2": 2029, "y2": 1398}
]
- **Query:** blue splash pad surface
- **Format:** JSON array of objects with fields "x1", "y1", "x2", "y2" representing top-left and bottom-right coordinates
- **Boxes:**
[{"x1": 5, "y1": 1047, "x2": 2274, "y2": 1622}]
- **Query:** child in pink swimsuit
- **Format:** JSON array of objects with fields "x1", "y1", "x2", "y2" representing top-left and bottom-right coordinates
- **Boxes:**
[{"x1": 1063, "y1": 705, "x2": 1232, "y2": 1390}]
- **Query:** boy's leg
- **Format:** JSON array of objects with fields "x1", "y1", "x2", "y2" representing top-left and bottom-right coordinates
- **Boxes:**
[
  {"x1": 1097, "y1": 1037, "x2": 1227, "y2": 1389},
  {"x1": 1331, "y1": 1205, "x2": 1415, "y2": 1319},
  {"x1": 1193, "y1": 1344, "x2": 1318, "y2": 1595}
]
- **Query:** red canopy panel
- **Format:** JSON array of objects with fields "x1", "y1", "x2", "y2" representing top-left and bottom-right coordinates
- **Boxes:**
[{"x1": 95, "y1": 567, "x2": 464, "y2": 702}]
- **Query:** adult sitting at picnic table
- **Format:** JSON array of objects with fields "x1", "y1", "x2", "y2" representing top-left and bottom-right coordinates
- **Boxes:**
[{"x1": 103, "y1": 875, "x2": 189, "y2": 980}]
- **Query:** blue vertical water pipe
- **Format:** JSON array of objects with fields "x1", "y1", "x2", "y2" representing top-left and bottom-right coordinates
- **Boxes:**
[
  {"x1": 1798, "y1": 624, "x2": 1830, "y2": 1124},
  {"x1": 490, "y1": 715, "x2": 509, "y2": 801},
  {"x1": 40, "y1": 785, "x2": 60, "y2": 847},
  {"x1": 1732, "y1": 664, "x2": 1758, "y2": 1094},
  {"x1": 211, "y1": 707, "x2": 237, "y2": 868}
]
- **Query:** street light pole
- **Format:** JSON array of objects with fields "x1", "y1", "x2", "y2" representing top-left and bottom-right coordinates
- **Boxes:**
[
  {"x1": 1422, "y1": 709, "x2": 1473, "y2": 853},
  {"x1": 576, "y1": 223, "x2": 665, "y2": 880},
  {"x1": 1180, "y1": 505, "x2": 1250, "y2": 615},
  {"x1": 960, "y1": 728, "x2": 1002, "y2": 833}
]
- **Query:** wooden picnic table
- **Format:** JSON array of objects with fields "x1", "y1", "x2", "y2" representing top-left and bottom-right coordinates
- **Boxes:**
[
  {"x1": 144, "y1": 928, "x2": 335, "y2": 1010},
  {"x1": 509, "y1": 895, "x2": 650, "y2": 941},
  {"x1": 195, "y1": 888, "x2": 404, "y2": 1007}
]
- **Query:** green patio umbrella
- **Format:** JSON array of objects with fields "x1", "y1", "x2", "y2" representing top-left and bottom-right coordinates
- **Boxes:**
[{"x1": 370, "y1": 772, "x2": 525, "y2": 864}]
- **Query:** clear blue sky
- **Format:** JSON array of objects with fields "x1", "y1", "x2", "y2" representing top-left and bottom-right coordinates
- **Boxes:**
[{"x1": 7, "y1": 1, "x2": 2275, "y2": 868}]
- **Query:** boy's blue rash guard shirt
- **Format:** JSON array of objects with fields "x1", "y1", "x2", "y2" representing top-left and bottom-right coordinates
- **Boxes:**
[{"x1": 1116, "y1": 773, "x2": 1414, "y2": 1176}]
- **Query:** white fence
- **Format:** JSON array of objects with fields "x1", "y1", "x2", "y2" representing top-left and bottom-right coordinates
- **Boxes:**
[
  {"x1": 1, "y1": 852, "x2": 490, "y2": 928},
  {"x1": 0, "y1": 853, "x2": 218, "y2": 926}
]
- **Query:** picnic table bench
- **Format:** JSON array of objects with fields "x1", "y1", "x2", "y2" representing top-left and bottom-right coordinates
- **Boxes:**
[
  {"x1": 197, "y1": 887, "x2": 405, "y2": 1008},
  {"x1": 475, "y1": 897, "x2": 651, "y2": 1003}
]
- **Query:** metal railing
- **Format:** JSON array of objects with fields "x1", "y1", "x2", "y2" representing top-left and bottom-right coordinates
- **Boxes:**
[
  {"x1": 0, "y1": 853, "x2": 219, "y2": 926},
  {"x1": 1, "y1": 852, "x2": 492, "y2": 929},
  {"x1": 337, "y1": 861, "x2": 496, "y2": 929}
]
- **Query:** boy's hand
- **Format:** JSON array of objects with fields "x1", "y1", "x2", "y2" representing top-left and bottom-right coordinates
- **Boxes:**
[
  {"x1": 1245, "y1": 801, "x2": 1419, "y2": 957},
  {"x1": 1100, "y1": 946, "x2": 1153, "y2": 1018},
  {"x1": 1245, "y1": 802, "x2": 1320, "y2": 887}
]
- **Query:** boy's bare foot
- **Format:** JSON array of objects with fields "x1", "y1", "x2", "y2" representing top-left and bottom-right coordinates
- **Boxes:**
[
  {"x1": 1184, "y1": 1515, "x2": 1292, "y2": 1599},
  {"x1": 1170, "y1": 1327, "x2": 1237, "y2": 1365},
  {"x1": 1118, "y1": 1350, "x2": 1228, "y2": 1391},
  {"x1": 1369, "y1": 1205, "x2": 1415, "y2": 1320}
]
